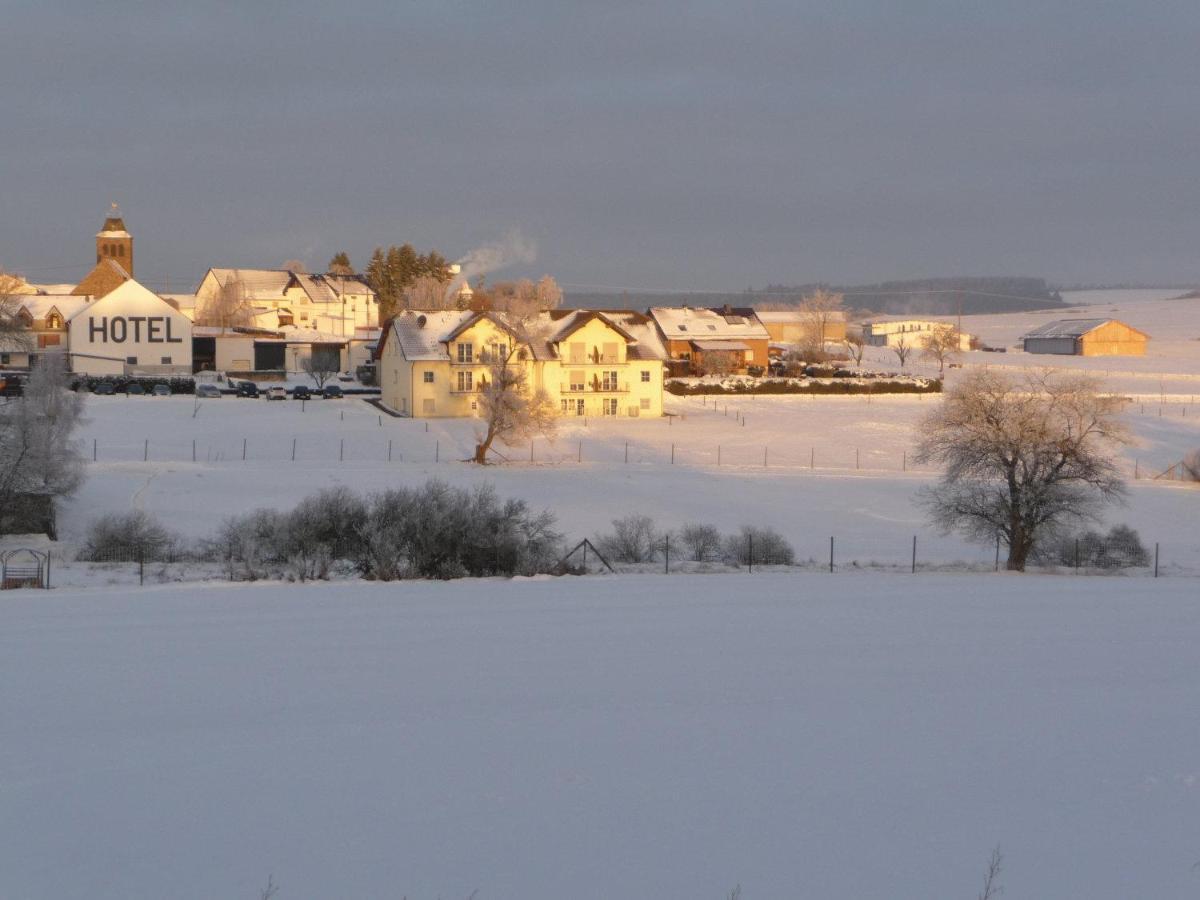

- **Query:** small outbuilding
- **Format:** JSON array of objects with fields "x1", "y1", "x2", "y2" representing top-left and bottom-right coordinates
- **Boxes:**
[{"x1": 1021, "y1": 318, "x2": 1148, "y2": 357}]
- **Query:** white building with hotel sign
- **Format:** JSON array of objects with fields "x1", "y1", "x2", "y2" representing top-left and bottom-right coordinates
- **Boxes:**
[{"x1": 67, "y1": 279, "x2": 193, "y2": 375}]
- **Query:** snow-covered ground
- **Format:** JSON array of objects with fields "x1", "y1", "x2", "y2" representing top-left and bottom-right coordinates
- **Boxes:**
[
  {"x1": 39, "y1": 383, "x2": 1199, "y2": 583},
  {"x1": 3, "y1": 574, "x2": 1199, "y2": 899}
]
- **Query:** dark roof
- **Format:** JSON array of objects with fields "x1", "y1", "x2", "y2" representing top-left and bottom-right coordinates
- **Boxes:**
[{"x1": 1022, "y1": 318, "x2": 1118, "y2": 339}]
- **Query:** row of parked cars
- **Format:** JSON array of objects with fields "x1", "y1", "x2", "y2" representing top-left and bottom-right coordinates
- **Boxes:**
[{"x1": 222, "y1": 383, "x2": 345, "y2": 400}]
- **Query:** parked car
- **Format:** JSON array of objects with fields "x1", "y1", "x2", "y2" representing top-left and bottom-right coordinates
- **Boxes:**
[
  {"x1": 292, "y1": 385, "x2": 312, "y2": 400},
  {"x1": 196, "y1": 384, "x2": 221, "y2": 399},
  {"x1": 0, "y1": 374, "x2": 25, "y2": 397},
  {"x1": 236, "y1": 382, "x2": 259, "y2": 398},
  {"x1": 152, "y1": 384, "x2": 172, "y2": 396},
  {"x1": 266, "y1": 386, "x2": 287, "y2": 401},
  {"x1": 126, "y1": 383, "x2": 146, "y2": 395},
  {"x1": 93, "y1": 382, "x2": 116, "y2": 395},
  {"x1": 322, "y1": 384, "x2": 344, "y2": 399},
  {"x1": 337, "y1": 371, "x2": 355, "y2": 382}
]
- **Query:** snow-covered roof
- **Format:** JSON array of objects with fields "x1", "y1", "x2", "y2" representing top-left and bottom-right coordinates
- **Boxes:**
[
  {"x1": 1021, "y1": 318, "x2": 1129, "y2": 339},
  {"x1": 16, "y1": 294, "x2": 90, "y2": 320},
  {"x1": 387, "y1": 310, "x2": 477, "y2": 360},
  {"x1": 649, "y1": 306, "x2": 769, "y2": 341},
  {"x1": 203, "y1": 269, "x2": 375, "y2": 304}
]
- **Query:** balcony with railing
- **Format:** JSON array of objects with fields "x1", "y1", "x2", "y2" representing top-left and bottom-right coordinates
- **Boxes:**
[{"x1": 560, "y1": 381, "x2": 630, "y2": 394}]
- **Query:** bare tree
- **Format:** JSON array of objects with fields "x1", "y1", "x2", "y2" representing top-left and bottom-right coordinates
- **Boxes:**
[
  {"x1": 842, "y1": 333, "x2": 866, "y2": 367},
  {"x1": 0, "y1": 356, "x2": 86, "y2": 535},
  {"x1": 0, "y1": 269, "x2": 33, "y2": 353},
  {"x1": 1182, "y1": 447, "x2": 1200, "y2": 482},
  {"x1": 891, "y1": 334, "x2": 912, "y2": 368},
  {"x1": 916, "y1": 370, "x2": 1128, "y2": 571},
  {"x1": 280, "y1": 258, "x2": 307, "y2": 273},
  {"x1": 407, "y1": 274, "x2": 452, "y2": 310},
  {"x1": 490, "y1": 275, "x2": 564, "y2": 318},
  {"x1": 196, "y1": 275, "x2": 252, "y2": 330},
  {"x1": 799, "y1": 287, "x2": 844, "y2": 349},
  {"x1": 680, "y1": 523, "x2": 722, "y2": 561},
  {"x1": 472, "y1": 346, "x2": 557, "y2": 464},
  {"x1": 921, "y1": 324, "x2": 960, "y2": 374},
  {"x1": 978, "y1": 846, "x2": 1003, "y2": 900},
  {"x1": 301, "y1": 353, "x2": 338, "y2": 389}
]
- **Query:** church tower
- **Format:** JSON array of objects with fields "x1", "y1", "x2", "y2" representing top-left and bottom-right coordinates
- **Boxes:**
[{"x1": 95, "y1": 202, "x2": 133, "y2": 276}]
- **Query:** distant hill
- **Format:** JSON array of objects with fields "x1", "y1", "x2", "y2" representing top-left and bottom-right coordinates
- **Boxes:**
[{"x1": 566, "y1": 277, "x2": 1066, "y2": 315}]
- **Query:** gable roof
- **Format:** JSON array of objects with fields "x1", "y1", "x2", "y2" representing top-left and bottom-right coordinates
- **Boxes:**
[
  {"x1": 1021, "y1": 318, "x2": 1148, "y2": 340},
  {"x1": 68, "y1": 278, "x2": 186, "y2": 320},
  {"x1": 385, "y1": 309, "x2": 476, "y2": 360},
  {"x1": 648, "y1": 305, "x2": 769, "y2": 341},
  {"x1": 201, "y1": 269, "x2": 375, "y2": 303},
  {"x1": 71, "y1": 258, "x2": 131, "y2": 298},
  {"x1": 17, "y1": 294, "x2": 90, "y2": 321}
]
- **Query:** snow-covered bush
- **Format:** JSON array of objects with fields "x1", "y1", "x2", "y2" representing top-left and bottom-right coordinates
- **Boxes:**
[
  {"x1": 595, "y1": 514, "x2": 661, "y2": 563},
  {"x1": 1183, "y1": 448, "x2": 1200, "y2": 481},
  {"x1": 1041, "y1": 524, "x2": 1150, "y2": 569},
  {"x1": 209, "y1": 508, "x2": 288, "y2": 580},
  {"x1": 678, "y1": 522, "x2": 723, "y2": 562},
  {"x1": 283, "y1": 487, "x2": 367, "y2": 580},
  {"x1": 723, "y1": 526, "x2": 795, "y2": 566},
  {"x1": 79, "y1": 510, "x2": 178, "y2": 562}
]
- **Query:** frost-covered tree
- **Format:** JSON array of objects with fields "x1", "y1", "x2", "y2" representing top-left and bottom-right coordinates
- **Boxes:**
[
  {"x1": 891, "y1": 334, "x2": 913, "y2": 368},
  {"x1": 196, "y1": 274, "x2": 252, "y2": 330},
  {"x1": 679, "y1": 522, "x2": 722, "y2": 561},
  {"x1": 0, "y1": 269, "x2": 33, "y2": 353},
  {"x1": 799, "y1": 287, "x2": 843, "y2": 354},
  {"x1": 472, "y1": 344, "x2": 556, "y2": 464},
  {"x1": 842, "y1": 333, "x2": 866, "y2": 367},
  {"x1": 916, "y1": 370, "x2": 1128, "y2": 571},
  {"x1": 301, "y1": 353, "x2": 338, "y2": 389},
  {"x1": 0, "y1": 356, "x2": 86, "y2": 535}
]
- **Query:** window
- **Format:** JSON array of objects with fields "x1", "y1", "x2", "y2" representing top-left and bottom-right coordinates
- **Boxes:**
[
  {"x1": 118, "y1": 245, "x2": 124, "y2": 257},
  {"x1": 47, "y1": 314, "x2": 62, "y2": 329},
  {"x1": 602, "y1": 342, "x2": 618, "y2": 363},
  {"x1": 160, "y1": 356, "x2": 172, "y2": 365},
  {"x1": 1, "y1": 353, "x2": 9, "y2": 364},
  {"x1": 569, "y1": 370, "x2": 585, "y2": 392},
  {"x1": 126, "y1": 356, "x2": 137, "y2": 365},
  {"x1": 423, "y1": 371, "x2": 434, "y2": 383},
  {"x1": 640, "y1": 397, "x2": 651, "y2": 410},
  {"x1": 38, "y1": 334, "x2": 61, "y2": 348},
  {"x1": 457, "y1": 370, "x2": 473, "y2": 392},
  {"x1": 641, "y1": 370, "x2": 651, "y2": 383},
  {"x1": 457, "y1": 343, "x2": 473, "y2": 363},
  {"x1": 602, "y1": 370, "x2": 618, "y2": 391},
  {"x1": 603, "y1": 398, "x2": 618, "y2": 416},
  {"x1": 569, "y1": 342, "x2": 585, "y2": 363},
  {"x1": 574, "y1": 399, "x2": 585, "y2": 416},
  {"x1": 422, "y1": 398, "x2": 435, "y2": 414},
  {"x1": 470, "y1": 401, "x2": 477, "y2": 411},
  {"x1": 560, "y1": 399, "x2": 569, "y2": 413}
]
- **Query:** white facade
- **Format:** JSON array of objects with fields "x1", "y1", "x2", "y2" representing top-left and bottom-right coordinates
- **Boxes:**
[
  {"x1": 861, "y1": 320, "x2": 972, "y2": 351},
  {"x1": 67, "y1": 280, "x2": 193, "y2": 375}
]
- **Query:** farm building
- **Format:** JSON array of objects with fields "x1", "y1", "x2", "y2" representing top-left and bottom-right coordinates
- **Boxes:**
[
  {"x1": 755, "y1": 309, "x2": 846, "y2": 345},
  {"x1": 861, "y1": 320, "x2": 972, "y2": 351},
  {"x1": 648, "y1": 305, "x2": 770, "y2": 374},
  {"x1": 1021, "y1": 319, "x2": 1148, "y2": 356}
]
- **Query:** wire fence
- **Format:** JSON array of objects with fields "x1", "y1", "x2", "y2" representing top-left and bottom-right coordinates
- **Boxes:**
[{"x1": 16, "y1": 531, "x2": 1199, "y2": 590}]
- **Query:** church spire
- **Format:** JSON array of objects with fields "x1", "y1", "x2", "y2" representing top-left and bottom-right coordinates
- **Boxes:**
[{"x1": 95, "y1": 202, "x2": 133, "y2": 275}]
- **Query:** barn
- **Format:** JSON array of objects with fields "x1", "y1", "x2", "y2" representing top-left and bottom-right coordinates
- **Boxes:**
[{"x1": 1021, "y1": 319, "x2": 1148, "y2": 357}]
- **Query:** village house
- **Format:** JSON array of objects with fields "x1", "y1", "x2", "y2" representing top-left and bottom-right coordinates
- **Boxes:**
[
  {"x1": 376, "y1": 309, "x2": 665, "y2": 418},
  {"x1": 193, "y1": 268, "x2": 379, "y2": 335},
  {"x1": 0, "y1": 294, "x2": 91, "y2": 368},
  {"x1": 647, "y1": 305, "x2": 770, "y2": 374},
  {"x1": 1021, "y1": 318, "x2": 1148, "y2": 356}
]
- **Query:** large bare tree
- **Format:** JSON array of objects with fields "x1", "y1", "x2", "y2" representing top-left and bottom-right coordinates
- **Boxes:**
[
  {"x1": 915, "y1": 370, "x2": 1129, "y2": 570},
  {"x1": 472, "y1": 345, "x2": 556, "y2": 464},
  {"x1": 891, "y1": 334, "x2": 912, "y2": 368}
]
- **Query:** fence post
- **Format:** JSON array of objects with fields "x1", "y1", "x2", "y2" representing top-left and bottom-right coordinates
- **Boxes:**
[
  {"x1": 388, "y1": 439, "x2": 393, "y2": 462},
  {"x1": 292, "y1": 438, "x2": 297, "y2": 462},
  {"x1": 664, "y1": 534, "x2": 670, "y2": 574},
  {"x1": 1074, "y1": 538, "x2": 1080, "y2": 572},
  {"x1": 856, "y1": 447, "x2": 859, "y2": 470},
  {"x1": 530, "y1": 441, "x2": 534, "y2": 462},
  {"x1": 671, "y1": 443, "x2": 675, "y2": 464},
  {"x1": 1134, "y1": 459, "x2": 1139, "y2": 479},
  {"x1": 829, "y1": 536, "x2": 834, "y2": 573},
  {"x1": 1154, "y1": 543, "x2": 1159, "y2": 578},
  {"x1": 902, "y1": 450, "x2": 906, "y2": 472},
  {"x1": 912, "y1": 535, "x2": 917, "y2": 574},
  {"x1": 810, "y1": 447, "x2": 814, "y2": 470},
  {"x1": 192, "y1": 439, "x2": 197, "y2": 463},
  {"x1": 435, "y1": 441, "x2": 439, "y2": 463},
  {"x1": 45, "y1": 551, "x2": 50, "y2": 590},
  {"x1": 748, "y1": 532, "x2": 753, "y2": 574},
  {"x1": 139, "y1": 549, "x2": 144, "y2": 587},
  {"x1": 378, "y1": 415, "x2": 382, "y2": 427},
  {"x1": 143, "y1": 439, "x2": 148, "y2": 462},
  {"x1": 93, "y1": 438, "x2": 97, "y2": 462},
  {"x1": 425, "y1": 421, "x2": 429, "y2": 432},
  {"x1": 625, "y1": 442, "x2": 628, "y2": 464},
  {"x1": 763, "y1": 446, "x2": 767, "y2": 467},
  {"x1": 718, "y1": 445, "x2": 721, "y2": 466},
  {"x1": 340, "y1": 438, "x2": 344, "y2": 462},
  {"x1": 995, "y1": 534, "x2": 1001, "y2": 571},
  {"x1": 242, "y1": 438, "x2": 247, "y2": 461}
]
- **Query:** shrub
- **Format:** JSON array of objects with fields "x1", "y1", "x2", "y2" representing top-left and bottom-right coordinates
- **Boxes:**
[
  {"x1": 1042, "y1": 524, "x2": 1151, "y2": 569},
  {"x1": 679, "y1": 522, "x2": 723, "y2": 562},
  {"x1": 665, "y1": 376, "x2": 941, "y2": 397},
  {"x1": 80, "y1": 510, "x2": 177, "y2": 562},
  {"x1": 209, "y1": 508, "x2": 287, "y2": 580},
  {"x1": 282, "y1": 487, "x2": 367, "y2": 580},
  {"x1": 723, "y1": 526, "x2": 795, "y2": 566},
  {"x1": 595, "y1": 514, "x2": 661, "y2": 563}
]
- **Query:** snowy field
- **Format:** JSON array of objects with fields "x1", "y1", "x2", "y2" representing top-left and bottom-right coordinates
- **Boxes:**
[
  {"x1": 40, "y1": 381, "x2": 1200, "y2": 583},
  {"x1": 3, "y1": 574, "x2": 1200, "y2": 899}
]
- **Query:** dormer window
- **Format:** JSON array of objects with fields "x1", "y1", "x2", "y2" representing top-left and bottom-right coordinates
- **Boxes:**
[{"x1": 46, "y1": 313, "x2": 62, "y2": 329}]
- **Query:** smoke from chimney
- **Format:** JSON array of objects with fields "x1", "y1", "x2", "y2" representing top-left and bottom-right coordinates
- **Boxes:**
[{"x1": 445, "y1": 230, "x2": 538, "y2": 302}]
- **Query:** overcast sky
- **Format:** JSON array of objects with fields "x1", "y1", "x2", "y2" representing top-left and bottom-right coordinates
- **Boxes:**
[{"x1": 3, "y1": 0, "x2": 1197, "y2": 293}]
